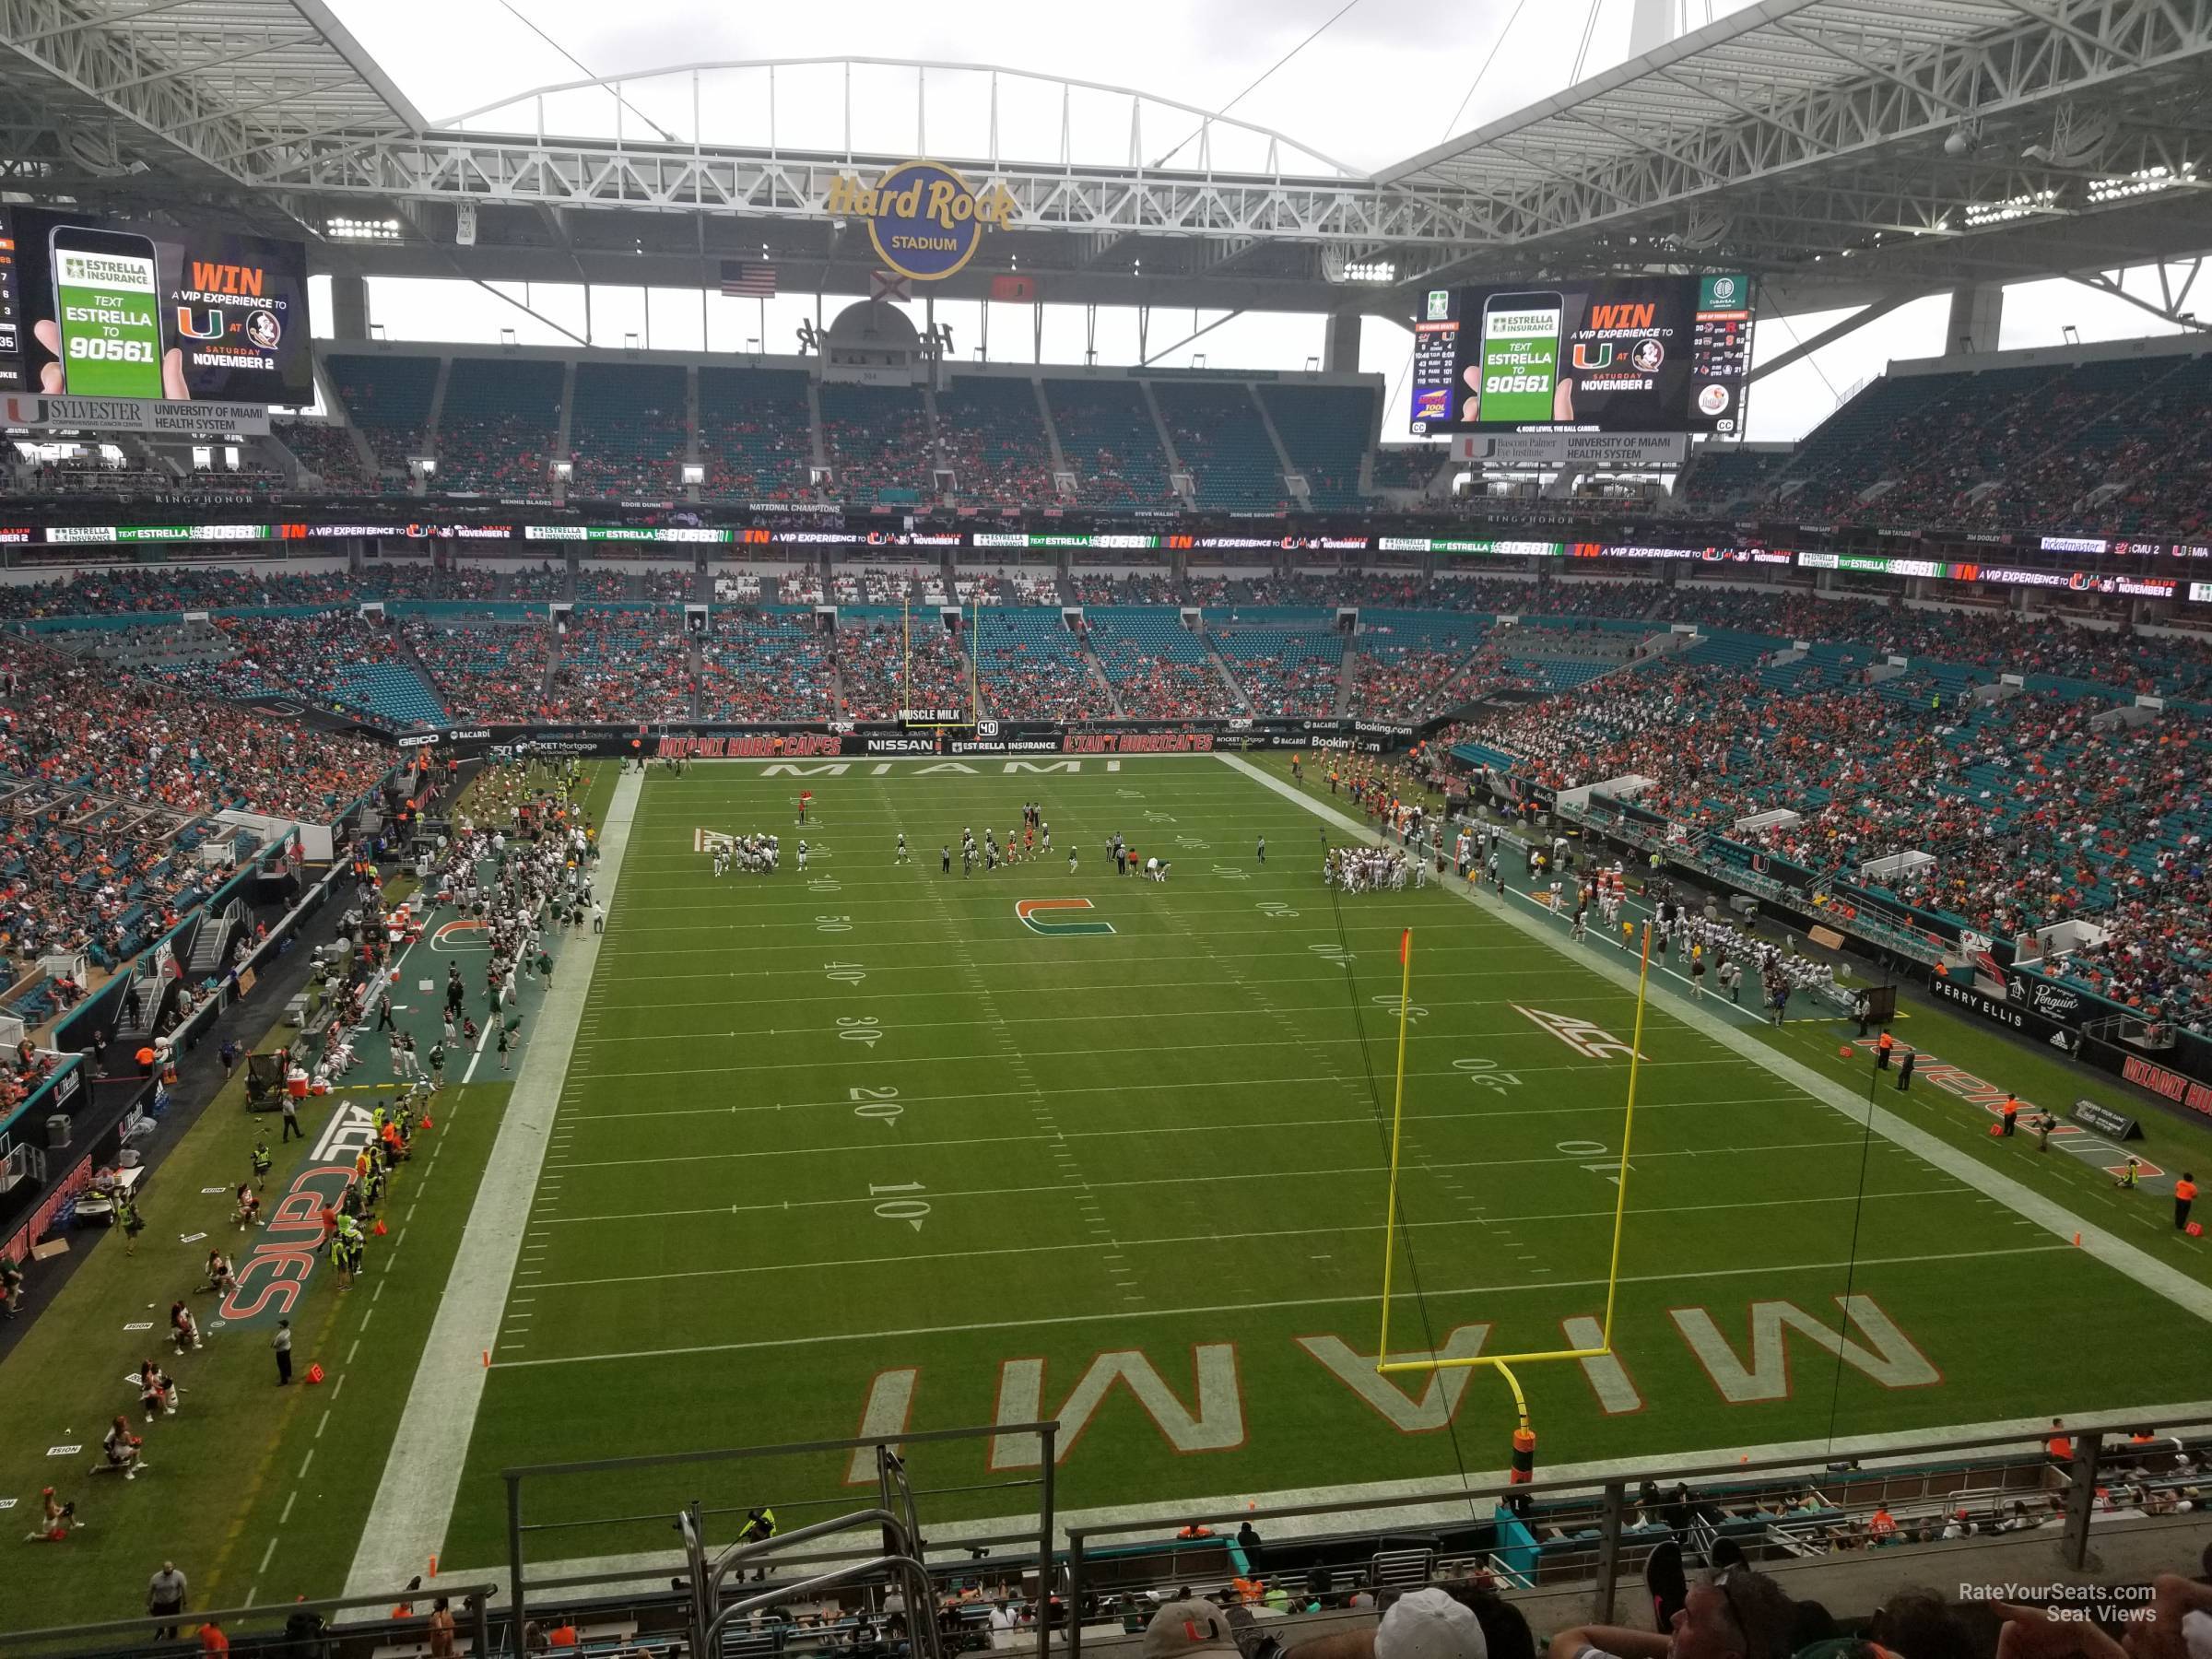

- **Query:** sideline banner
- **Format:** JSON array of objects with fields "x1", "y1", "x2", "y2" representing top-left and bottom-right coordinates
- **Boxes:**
[
  {"x1": 1927, "y1": 971, "x2": 2080, "y2": 1054},
  {"x1": 404, "y1": 716, "x2": 1436, "y2": 762}
]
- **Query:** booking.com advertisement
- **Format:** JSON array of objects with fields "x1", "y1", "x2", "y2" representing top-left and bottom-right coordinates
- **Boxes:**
[{"x1": 0, "y1": 206, "x2": 313, "y2": 405}]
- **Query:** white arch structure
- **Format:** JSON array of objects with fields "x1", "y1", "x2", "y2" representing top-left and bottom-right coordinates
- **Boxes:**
[{"x1": 442, "y1": 57, "x2": 1360, "y2": 182}]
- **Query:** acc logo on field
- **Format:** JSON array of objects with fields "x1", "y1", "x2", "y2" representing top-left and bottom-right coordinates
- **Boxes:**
[
  {"x1": 827, "y1": 159, "x2": 1018, "y2": 282},
  {"x1": 1017, "y1": 899, "x2": 1113, "y2": 937}
]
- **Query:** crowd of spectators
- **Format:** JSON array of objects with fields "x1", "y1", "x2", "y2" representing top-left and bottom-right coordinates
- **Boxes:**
[
  {"x1": 544, "y1": 607, "x2": 696, "y2": 723},
  {"x1": 1450, "y1": 639, "x2": 2212, "y2": 1027},
  {"x1": 0, "y1": 567, "x2": 366, "y2": 619},
  {"x1": 1042, "y1": 381, "x2": 1176, "y2": 506},
  {"x1": 399, "y1": 617, "x2": 555, "y2": 724},
  {"x1": 698, "y1": 611, "x2": 834, "y2": 721},
  {"x1": 1208, "y1": 622, "x2": 1344, "y2": 717},
  {"x1": 936, "y1": 378, "x2": 1057, "y2": 507},
  {"x1": 1071, "y1": 571, "x2": 1179, "y2": 606},
  {"x1": 1085, "y1": 612, "x2": 1240, "y2": 718},
  {"x1": 155, "y1": 611, "x2": 436, "y2": 728},
  {"x1": 818, "y1": 384, "x2": 935, "y2": 504},
  {"x1": 0, "y1": 632, "x2": 390, "y2": 826},
  {"x1": 573, "y1": 567, "x2": 632, "y2": 601},
  {"x1": 835, "y1": 618, "x2": 972, "y2": 720},
  {"x1": 833, "y1": 570, "x2": 917, "y2": 606},
  {"x1": 274, "y1": 421, "x2": 376, "y2": 492},
  {"x1": 566, "y1": 363, "x2": 688, "y2": 500},
  {"x1": 1355, "y1": 619, "x2": 1500, "y2": 720},
  {"x1": 973, "y1": 610, "x2": 1117, "y2": 720},
  {"x1": 434, "y1": 359, "x2": 565, "y2": 495},
  {"x1": 954, "y1": 569, "x2": 1062, "y2": 606},
  {"x1": 698, "y1": 367, "x2": 816, "y2": 503}
]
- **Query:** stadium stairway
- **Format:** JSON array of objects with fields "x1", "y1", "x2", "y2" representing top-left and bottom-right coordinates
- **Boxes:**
[
  {"x1": 1335, "y1": 643, "x2": 1358, "y2": 717},
  {"x1": 393, "y1": 626, "x2": 451, "y2": 714},
  {"x1": 1072, "y1": 627, "x2": 1126, "y2": 716},
  {"x1": 1201, "y1": 629, "x2": 1255, "y2": 711}
]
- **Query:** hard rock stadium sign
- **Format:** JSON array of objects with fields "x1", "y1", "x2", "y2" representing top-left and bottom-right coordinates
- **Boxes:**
[{"x1": 824, "y1": 159, "x2": 1020, "y2": 282}]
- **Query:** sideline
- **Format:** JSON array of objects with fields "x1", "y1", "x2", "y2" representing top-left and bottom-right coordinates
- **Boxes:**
[
  {"x1": 1213, "y1": 751, "x2": 2212, "y2": 1328},
  {"x1": 343, "y1": 763, "x2": 645, "y2": 1597}
]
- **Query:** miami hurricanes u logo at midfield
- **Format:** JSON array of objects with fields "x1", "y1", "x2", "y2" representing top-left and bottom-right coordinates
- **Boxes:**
[{"x1": 1016, "y1": 899, "x2": 1113, "y2": 936}]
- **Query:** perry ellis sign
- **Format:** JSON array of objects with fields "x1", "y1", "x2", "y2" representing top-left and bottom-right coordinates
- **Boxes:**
[{"x1": 824, "y1": 160, "x2": 1019, "y2": 281}]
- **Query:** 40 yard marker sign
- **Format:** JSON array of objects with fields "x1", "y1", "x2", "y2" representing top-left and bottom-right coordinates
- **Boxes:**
[{"x1": 1016, "y1": 899, "x2": 1113, "y2": 936}]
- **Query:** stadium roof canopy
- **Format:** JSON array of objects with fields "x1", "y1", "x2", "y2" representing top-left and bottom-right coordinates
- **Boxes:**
[{"x1": 2, "y1": 0, "x2": 2209, "y2": 328}]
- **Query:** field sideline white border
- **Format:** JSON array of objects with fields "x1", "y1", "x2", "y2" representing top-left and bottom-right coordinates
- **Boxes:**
[
  {"x1": 359, "y1": 754, "x2": 2212, "y2": 1592},
  {"x1": 344, "y1": 763, "x2": 646, "y2": 1598}
]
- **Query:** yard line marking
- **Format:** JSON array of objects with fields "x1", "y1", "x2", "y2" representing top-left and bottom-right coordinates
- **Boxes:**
[
  {"x1": 566, "y1": 1044, "x2": 1747, "y2": 1082},
  {"x1": 611, "y1": 939, "x2": 1663, "y2": 969},
  {"x1": 577, "y1": 995, "x2": 1641, "y2": 1044},
  {"x1": 519, "y1": 1185, "x2": 1966, "y2": 1290},
  {"x1": 554, "y1": 1081, "x2": 1790, "y2": 1124},
  {"x1": 491, "y1": 1242, "x2": 2072, "y2": 1369},
  {"x1": 259, "y1": 1537, "x2": 279, "y2": 1575},
  {"x1": 588, "y1": 969, "x2": 1583, "y2": 1010},
  {"x1": 346, "y1": 762, "x2": 643, "y2": 1600},
  {"x1": 553, "y1": 1112, "x2": 1837, "y2": 1171},
  {"x1": 1217, "y1": 749, "x2": 2212, "y2": 1331},
  {"x1": 534, "y1": 1135, "x2": 1876, "y2": 1225}
]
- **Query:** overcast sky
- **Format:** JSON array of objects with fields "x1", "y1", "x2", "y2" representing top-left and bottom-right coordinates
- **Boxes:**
[{"x1": 323, "y1": 0, "x2": 2200, "y2": 444}]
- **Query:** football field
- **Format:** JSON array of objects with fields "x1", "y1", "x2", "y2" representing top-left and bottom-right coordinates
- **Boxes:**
[{"x1": 423, "y1": 754, "x2": 2212, "y2": 1573}]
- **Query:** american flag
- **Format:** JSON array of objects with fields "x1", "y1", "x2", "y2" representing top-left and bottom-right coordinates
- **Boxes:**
[{"x1": 721, "y1": 261, "x2": 777, "y2": 298}]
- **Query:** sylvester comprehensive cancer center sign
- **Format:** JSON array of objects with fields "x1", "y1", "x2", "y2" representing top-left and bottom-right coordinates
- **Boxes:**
[{"x1": 824, "y1": 160, "x2": 1020, "y2": 281}]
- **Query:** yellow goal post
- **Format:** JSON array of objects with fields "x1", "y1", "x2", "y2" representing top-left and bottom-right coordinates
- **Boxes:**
[{"x1": 1373, "y1": 924, "x2": 1654, "y2": 1377}]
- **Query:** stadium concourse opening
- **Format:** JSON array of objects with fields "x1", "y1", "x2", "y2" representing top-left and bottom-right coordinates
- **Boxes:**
[{"x1": 10, "y1": 0, "x2": 2212, "y2": 1647}]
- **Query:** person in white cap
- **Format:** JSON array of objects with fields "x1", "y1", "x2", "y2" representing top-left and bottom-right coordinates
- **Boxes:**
[{"x1": 1377, "y1": 1589, "x2": 1488, "y2": 1659}]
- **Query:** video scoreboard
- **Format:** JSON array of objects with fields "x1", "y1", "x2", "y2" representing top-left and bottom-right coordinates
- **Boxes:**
[{"x1": 1411, "y1": 274, "x2": 1754, "y2": 439}]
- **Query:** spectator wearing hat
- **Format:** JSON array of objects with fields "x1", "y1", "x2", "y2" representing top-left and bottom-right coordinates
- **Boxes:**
[
  {"x1": 1145, "y1": 1597, "x2": 1244, "y2": 1659},
  {"x1": 1377, "y1": 1588, "x2": 1489, "y2": 1659}
]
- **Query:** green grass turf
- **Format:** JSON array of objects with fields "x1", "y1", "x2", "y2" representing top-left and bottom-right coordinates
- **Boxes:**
[
  {"x1": 435, "y1": 756, "x2": 2212, "y2": 1573},
  {"x1": 0, "y1": 762, "x2": 618, "y2": 1632}
]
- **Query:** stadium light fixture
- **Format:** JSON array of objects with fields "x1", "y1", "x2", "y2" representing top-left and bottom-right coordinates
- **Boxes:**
[
  {"x1": 2088, "y1": 162, "x2": 2200, "y2": 206},
  {"x1": 328, "y1": 217, "x2": 402, "y2": 241},
  {"x1": 1963, "y1": 189, "x2": 2060, "y2": 229}
]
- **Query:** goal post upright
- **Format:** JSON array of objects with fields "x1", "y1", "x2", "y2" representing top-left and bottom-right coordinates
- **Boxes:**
[
  {"x1": 1375, "y1": 927, "x2": 1416, "y2": 1360},
  {"x1": 1374, "y1": 923, "x2": 1653, "y2": 1377}
]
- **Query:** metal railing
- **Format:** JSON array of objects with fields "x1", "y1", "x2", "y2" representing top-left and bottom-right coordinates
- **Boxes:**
[
  {"x1": 13, "y1": 1415, "x2": 2208, "y2": 1655},
  {"x1": 1062, "y1": 1413, "x2": 2212, "y2": 1653},
  {"x1": 2, "y1": 1580, "x2": 498, "y2": 1659},
  {"x1": 503, "y1": 1421, "x2": 1058, "y2": 1657}
]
